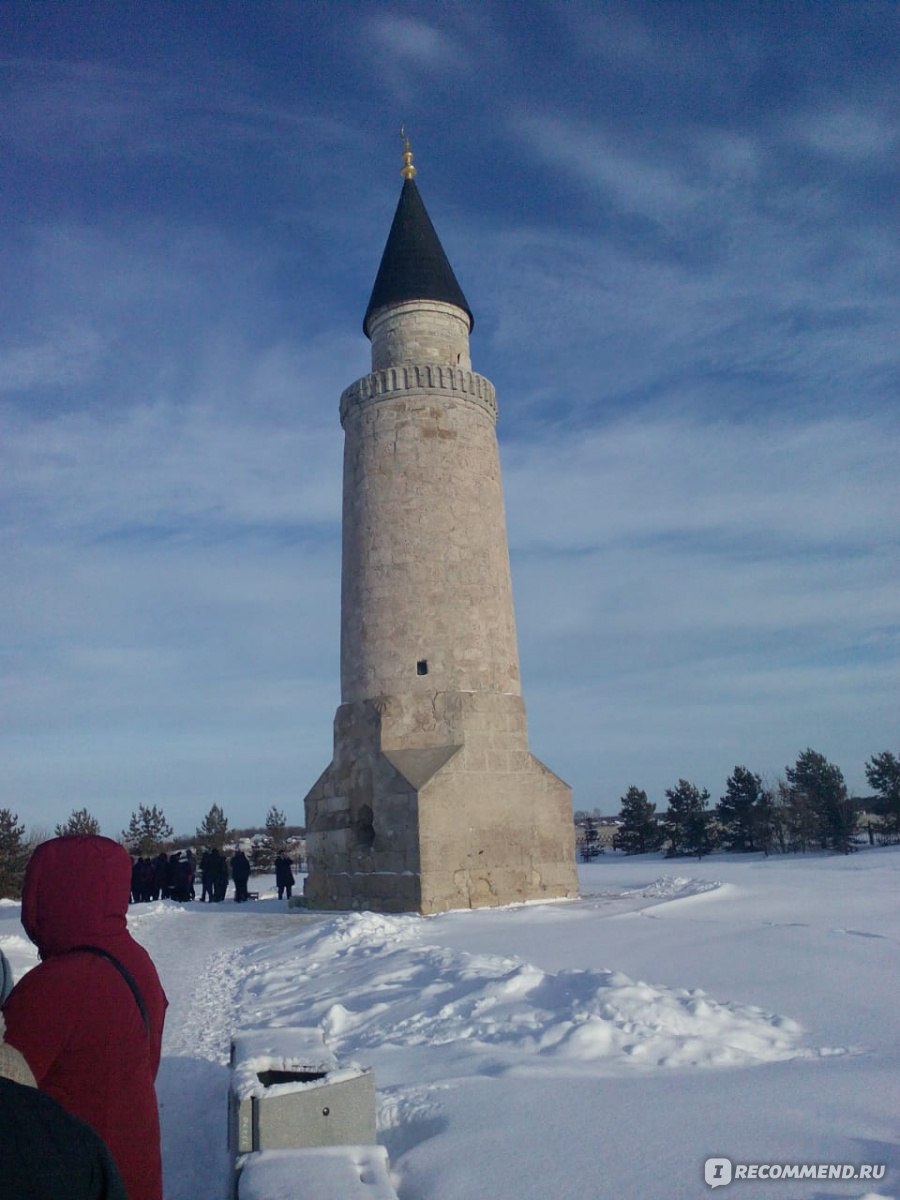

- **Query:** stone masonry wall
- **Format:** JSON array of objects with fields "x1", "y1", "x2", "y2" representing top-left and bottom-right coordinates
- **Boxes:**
[
  {"x1": 367, "y1": 300, "x2": 472, "y2": 371},
  {"x1": 339, "y1": 387, "x2": 521, "y2": 705}
]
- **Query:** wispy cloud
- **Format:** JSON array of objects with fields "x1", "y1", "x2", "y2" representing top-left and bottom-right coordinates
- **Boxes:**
[
  {"x1": 478, "y1": 101, "x2": 899, "y2": 436},
  {"x1": 504, "y1": 414, "x2": 897, "y2": 551},
  {"x1": 0, "y1": 57, "x2": 350, "y2": 163},
  {"x1": 790, "y1": 102, "x2": 899, "y2": 163},
  {"x1": 360, "y1": 12, "x2": 474, "y2": 107},
  {"x1": 0, "y1": 324, "x2": 106, "y2": 392},
  {"x1": 516, "y1": 114, "x2": 704, "y2": 222},
  {"x1": 365, "y1": 14, "x2": 459, "y2": 67}
]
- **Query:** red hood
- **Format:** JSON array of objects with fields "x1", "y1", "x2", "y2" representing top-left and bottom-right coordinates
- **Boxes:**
[{"x1": 22, "y1": 835, "x2": 132, "y2": 958}]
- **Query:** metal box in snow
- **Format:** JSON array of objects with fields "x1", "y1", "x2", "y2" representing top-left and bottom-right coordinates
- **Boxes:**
[{"x1": 228, "y1": 1028, "x2": 377, "y2": 1154}]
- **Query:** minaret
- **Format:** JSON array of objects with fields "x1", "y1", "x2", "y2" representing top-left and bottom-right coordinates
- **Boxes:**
[{"x1": 304, "y1": 138, "x2": 578, "y2": 914}]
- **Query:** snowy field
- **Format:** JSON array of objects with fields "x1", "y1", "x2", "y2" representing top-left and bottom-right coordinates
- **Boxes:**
[{"x1": 2, "y1": 848, "x2": 897, "y2": 1200}]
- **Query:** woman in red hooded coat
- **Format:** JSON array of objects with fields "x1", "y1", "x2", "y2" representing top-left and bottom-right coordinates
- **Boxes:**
[{"x1": 2, "y1": 836, "x2": 168, "y2": 1200}]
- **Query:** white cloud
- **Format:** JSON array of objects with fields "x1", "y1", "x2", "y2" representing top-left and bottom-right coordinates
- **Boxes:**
[
  {"x1": 0, "y1": 324, "x2": 106, "y2": 392},
  {"x1": 0, "y1": 58, "x2": 355, "y2": 169},
  {"x1": 515, "y1": 114, "x2": 702, "y2": 222},
  {"x1": 366, "y1": 14, "x2": 458, "y2": 67},
  {"x1": 795, "y1": 104, "x2": 898, "y2": 162},
  {"x1": 360, "y1": 12, "x2": 471, "y2": 107},
  {"x1": 474, "y1": 107, "x2": 898, "y2": 435},
  {"x1": 504, "y1": 415, "x2": 896, "y2": 552},
  {"x1": 1, "y1": 399, "x2": 341, "y2": 538}
]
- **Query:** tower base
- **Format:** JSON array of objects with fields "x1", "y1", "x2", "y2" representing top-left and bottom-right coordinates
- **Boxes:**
[{"x1": 303, "y1": 694, "x2": 578, "y2": 915}]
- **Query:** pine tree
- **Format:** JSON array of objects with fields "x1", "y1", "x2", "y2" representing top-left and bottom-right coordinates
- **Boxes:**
[
  {"x1": 264, "y1": 806, "x2": 288, "y2": 854},
  {"x1": 865, "y1": 751, "x2": 900, "y2": 839},
  {"x1": 121, "y1": 804, "x2": 173, "y2": 857},
  {"x1": 579, "y1": 817, "x2": 602, "y2": 861},
  {"x1": 55, "y1": 807, "x2": 101, "y2": 838},
  {"x1": 616, "y1": 786, "x2": 662, "y2": 854},
  {"x1": 250, "y1": 839, "x2": 275, "y2": 871},
  {"x1": 196, "y1": 803, "x2": 230, "y2": 852},
  {"x1": 716, "y1": 766, "x2": 764, "y2": 852},
  {"x1": 662, "y1": 779, "x2": 713, "y2": 858},
  {"x1": 785, "y1": 749, "x2": 855, "y2": 854},
  {"x1": 0, "y1": 809, "x2": 30, "y2": 899},
  {"x1": 781, "y1": 775, "x2": 818, "y2": 853},
  {"x1": 755, "y1": 783, "x2": 783, "y2": 856}
]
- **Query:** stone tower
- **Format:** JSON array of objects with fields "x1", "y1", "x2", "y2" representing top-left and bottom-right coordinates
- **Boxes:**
[{"x1": 303, "y1": 140, "x2": 578, "y2": 914}]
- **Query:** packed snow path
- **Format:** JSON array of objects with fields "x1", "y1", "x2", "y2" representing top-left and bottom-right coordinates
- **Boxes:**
[{"x1": 128, "y1": 898, "x2": 322, "y2": 1200}]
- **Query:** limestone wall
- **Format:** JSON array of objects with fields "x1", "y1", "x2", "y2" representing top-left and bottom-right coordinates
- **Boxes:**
[
  {"x1": 339, "y1": 384, "x2": 521, "y2": 705},
  {"x1": 416, "y1": 755, "x2": 578, "y2": 915},
  {"x1": 367, "y1": 300, "x2": 471, "y2": 370}
]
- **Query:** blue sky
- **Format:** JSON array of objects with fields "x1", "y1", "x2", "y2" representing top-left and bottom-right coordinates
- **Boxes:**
[{"x1": 2, "y1": 1, "x2": 898, "y2": 837}]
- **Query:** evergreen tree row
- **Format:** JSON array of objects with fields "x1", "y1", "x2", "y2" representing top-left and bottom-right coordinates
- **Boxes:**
[
  {"x1": 0, "y1": 801, "x2": 303, "y2": 899},
  {"x1": 615, "y1": 749, "x2": 900, "y2": 858},
  {"x1": 3, "y1": 748, "x2": 898, "y2": 896}
]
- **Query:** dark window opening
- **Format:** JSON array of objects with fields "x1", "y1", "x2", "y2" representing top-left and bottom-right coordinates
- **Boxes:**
[
  {"x1": 356, "y1": 804, "x2": 375, "y2": 850},
  {"x1": 416, "y1": 659, "x2": 428, "y2": 675}
]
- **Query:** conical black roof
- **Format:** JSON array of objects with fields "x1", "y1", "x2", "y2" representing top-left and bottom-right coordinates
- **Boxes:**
[{"x1": 363, "y1": 178, "x2": 473, "y2": 336}]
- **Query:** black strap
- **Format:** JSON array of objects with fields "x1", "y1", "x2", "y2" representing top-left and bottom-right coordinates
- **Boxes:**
[{"x1": 67, "y1": 945, "x2": 150, "y2": 1035}]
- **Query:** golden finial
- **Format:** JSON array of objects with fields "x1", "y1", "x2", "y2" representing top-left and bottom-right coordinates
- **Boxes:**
[{"x1": 400, "y1": 126, "x2": 416, "y2": 180}]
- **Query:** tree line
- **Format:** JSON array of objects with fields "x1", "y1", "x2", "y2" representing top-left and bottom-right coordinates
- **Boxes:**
[
  {"x1": 120, "y1": 802, "x2": 303, "y2": 867},
  {"x1": 0, "y1": 802, "x2": 303, "y2": 900},
  {"x1": 602, "y1": 749, "x2": 900, "y2": 860},
  {"x1": 3, "y1": 747, "x2": 898, "y2": 896}
]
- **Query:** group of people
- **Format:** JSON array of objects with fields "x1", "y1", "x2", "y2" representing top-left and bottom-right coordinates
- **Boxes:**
[
  {"x1": 129, "y1": 848, "x2": 299, "y2": 904},
  {"x1": 1, "y1": 835, "x2": 168, "y2": 1199},
  {"x1": 130, "y1": 849, "x2": 196, "y2": 903}
]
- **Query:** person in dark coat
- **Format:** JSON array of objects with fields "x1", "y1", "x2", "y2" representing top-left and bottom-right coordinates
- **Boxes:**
[
  {"x1": 2, "y1": 1009, "x2": 127, "y2": 1200},
  {"x1": 165, "y1": 852, "x2": 180, "y2": 900},
  {"x1": 173, "y1": 854, "x2": 193, "y2": 902},
  {"x1": 231, "y1": 849, "x2": 251, "y2": 902},
  {"x1": 216, "y1": 850, "x2": 229, "y2": 901},
  {"x1": 274, "y1": 853, "x2": 295, "y2": 900},
  {"x1": 185, "y1": 848, "x2": 196, "y2": 899},
  {"x1": 199, "y1": 848, "x2": 212, "y2": 901},
  {"x1": 2, "y1": 835, "x2": 168, "y2": 1200},
  {"x1": 151, "y1": 852, "x2": 168, "y2": 901},
  {"x1": 207, "y1": 847, "x2": 228, "y2": 901},
  {"x1": 134, "y1": 857, "x2": 154, "y2": 903}
]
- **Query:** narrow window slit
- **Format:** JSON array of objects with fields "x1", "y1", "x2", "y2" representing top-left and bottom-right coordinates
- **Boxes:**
[{"x1": 416, "y1": 659, "x2": 428, "y2": 676}]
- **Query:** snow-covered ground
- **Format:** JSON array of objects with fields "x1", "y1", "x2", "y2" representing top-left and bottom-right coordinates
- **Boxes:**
[{"x1": 2, "y1": 849, "x2": 897, "y2": 1199}]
